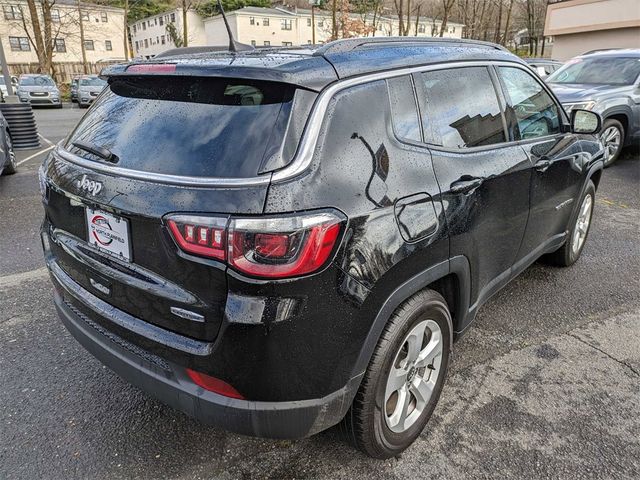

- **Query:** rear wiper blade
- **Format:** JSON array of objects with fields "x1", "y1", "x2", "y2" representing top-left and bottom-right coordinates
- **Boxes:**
[{"x1": 72, "y1": 140, "x2": 119, "y2": 164}]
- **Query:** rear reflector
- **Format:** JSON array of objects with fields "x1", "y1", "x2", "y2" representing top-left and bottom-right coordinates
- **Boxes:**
[
  {"x1": 186, "y1": 369, "x2": 244, "y2": 399},
  {"x1": 126, "y1": 64, "x2": 177, "y2": 74},
  {"x1": 165, "y1": 211, "x2": 345, "y2": 279}
]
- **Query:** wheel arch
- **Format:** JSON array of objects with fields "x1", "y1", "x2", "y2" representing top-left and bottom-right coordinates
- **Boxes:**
[{"x1": 350, "y1": 256, "x2": 471, "y2": 378}]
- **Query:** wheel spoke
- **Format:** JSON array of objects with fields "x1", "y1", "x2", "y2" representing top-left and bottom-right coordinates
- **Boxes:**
[
  {"x1": 415, "y1": 333, "x2": 442, "y2": 368},
  {"x1": 572, "y1": 231, "x2": 581, "y2": 252},
  {"x1": 387, "y1": 385, "x2": 410, "y2": 430},
  {"x1": 410, "y1": 377, "x2": 435, "y2": 409},
  {"x1": 605, "y1": 128, "x2": 616, "y2": 142},
  {"x1": 405, "y1": 322, "x2": 426, "y2": 363},
  {"x1": 385, "y1": 366, "x2": 408, "y2": 401}
]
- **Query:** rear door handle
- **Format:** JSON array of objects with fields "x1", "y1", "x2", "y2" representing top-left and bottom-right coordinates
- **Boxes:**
[
  {"x1": 534, "y1": 159, "x2": 552, "y2": 172},
  {"x1": 450, "y1": 177, "x2": 484, "y2": 194}
]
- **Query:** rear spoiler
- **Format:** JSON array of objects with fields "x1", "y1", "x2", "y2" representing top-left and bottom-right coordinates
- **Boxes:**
[{"x1": 98, "y1": 55, "x2": 338, "y2": 92}]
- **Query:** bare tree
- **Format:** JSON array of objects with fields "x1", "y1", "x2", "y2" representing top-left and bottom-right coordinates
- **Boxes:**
[
  {"x1": 502, "y1": 0, "x2": 514, "y2": 46},
  {"x1": 10, "y1": 0, "x2": 63, "y2": 75},
  {"x1": 439, "y1": 0, "x2": 455, "y2": 37},
  {"x1": 394, "y1": 0, "x2": 405, "y2": 36},
  {"x1": 77, "y1": 0, "x2": 88, "y2": 73}
]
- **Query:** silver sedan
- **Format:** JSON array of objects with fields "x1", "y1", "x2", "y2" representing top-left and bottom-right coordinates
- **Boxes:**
[{"x1": 0, "y1": 112, "x2": 16, "y2": 176}]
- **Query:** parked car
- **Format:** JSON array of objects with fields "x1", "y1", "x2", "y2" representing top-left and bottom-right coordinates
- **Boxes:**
[
  {"x1": 547, "y1": 48, "x2": 640, "y2": 166},
  {"x1": 524, "y1": 58, "x2": 563, "y2": 79},
  {"x1": 40, "y1": 38, "x2": 604, "y2": 459},
  {"x1": 77, "y1": 75, "x2": 108, "y2": 108},
  {"x1": 0, "y1": 112, "x2": 16, "y2": 176},
  {"x1": 0, "y1": 75, "x2": 18, "y2": 98},
  {"x1": 17, "y1": 74, "x2": 62, "y2": 108},
  {"x1": 70, "y1": 76, "x2": 80, "y2": 103}
]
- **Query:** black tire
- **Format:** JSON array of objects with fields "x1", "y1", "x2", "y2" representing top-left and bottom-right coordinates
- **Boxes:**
[
  {"x1": 2, "y1": 132, "x2": 17, "y2": 175},
  {"x1": 56, "y1": 103, "x2": 63, "y2": 109},
  {"x1": 545, "y1": 180, "x2": 596, "y2": 267},
  {"x1": 601, "y1": 118, "x2": 624, "y2": 167},
  {"x1": 343, "y1": 289, "x2": 452, "y2": 459}
]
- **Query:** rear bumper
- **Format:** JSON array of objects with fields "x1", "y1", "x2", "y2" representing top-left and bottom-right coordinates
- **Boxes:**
[{"x1": 48, "y1": 259, "x2": 360, "y2": 439}]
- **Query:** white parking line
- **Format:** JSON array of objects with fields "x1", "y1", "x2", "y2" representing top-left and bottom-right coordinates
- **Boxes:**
[
  {"x1": 16, "y1": 145, "x2": 54, "y2": 166},
  {"x1": 38, "y1": 134, "x2": 54, "y2": 146},
  {"x1": 0, "y1": 267, "x2": 48, "y2": 289}
]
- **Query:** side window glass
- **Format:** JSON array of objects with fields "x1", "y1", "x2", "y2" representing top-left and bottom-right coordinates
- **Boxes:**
[
  {"x1": 387, "y1": 76, "x2": 421, "y2": 142},
  {"x1": 499, "y1": 66, "x2": 561, "y2": 140},
  {"x1": 419, "y1": 67, "x2": 506, "y2": 148}
]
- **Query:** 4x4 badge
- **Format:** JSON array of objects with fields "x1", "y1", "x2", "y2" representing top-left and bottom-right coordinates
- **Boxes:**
[{"x1": 77, "y1": 174, "x2": 103, "y2": 196}]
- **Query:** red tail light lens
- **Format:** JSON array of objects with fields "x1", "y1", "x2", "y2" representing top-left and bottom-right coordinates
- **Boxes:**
[
  {"x1": 167, "y1": 215, "x2": 227, "y2": 260},
  {"x1": 185, "y1": 368, "x2": 244, "y2": 399},
  {"x1": 228, "y1": 213, "x2": 343, "y2": 278},
  {"x1": 166, "y1": 211, "x2": 344, "y2": 278}
]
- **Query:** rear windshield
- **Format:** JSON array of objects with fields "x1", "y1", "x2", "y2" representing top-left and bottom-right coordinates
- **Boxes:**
[{"x1": 65, "y1": 76, "x2": 295, "y2": 178}]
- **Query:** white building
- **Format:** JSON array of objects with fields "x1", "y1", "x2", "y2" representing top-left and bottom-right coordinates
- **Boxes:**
[
  {"x1": 1, "y1": 0, "x2": 126, "y2": 65},
  {"x1": 129, "y1": 8, "x2": 206, "y2": 59},
  {"x1": 131, "y1": 6, "x2": 465, "y2": 57}
]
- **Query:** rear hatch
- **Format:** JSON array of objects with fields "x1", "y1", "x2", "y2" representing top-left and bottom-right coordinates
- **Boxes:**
[{"x1": 43, "y1": 74, "x2": 300, "y2": 344}]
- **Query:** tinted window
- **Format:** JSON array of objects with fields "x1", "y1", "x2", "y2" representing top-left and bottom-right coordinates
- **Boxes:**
[
  {"x1": 419, "y1": 67, "x2": 506, "y2": 148},
  {"x1": 547, "y1": 56, "x2": 640, "y2": 85},
  {"x1": 387, "y1": 76, "x2": 421, "y2": 142},
  {"x1": 499, "y1": 67, "x2": 560, "y2": 140},
  {"x1": 65, "y1": 77, "x2": 295, "y2": 178},
  {"x1": 79, "y1": 77, "x2": 107, "y2": 87}
]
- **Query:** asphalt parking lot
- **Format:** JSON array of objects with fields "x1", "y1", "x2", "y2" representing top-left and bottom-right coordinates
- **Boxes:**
[{"x1": 1, "y1": 106, "x2": 639, "y2": 479}]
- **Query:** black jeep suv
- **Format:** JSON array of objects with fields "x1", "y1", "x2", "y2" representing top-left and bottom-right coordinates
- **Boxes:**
[{"x1": 40, "y1": 38, "x2": 605, "y2": 458}]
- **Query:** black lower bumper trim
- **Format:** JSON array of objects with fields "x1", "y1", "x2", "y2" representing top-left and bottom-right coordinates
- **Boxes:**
[{"x1": 51, "y1": 274, "x2": 361, "y2": 439}]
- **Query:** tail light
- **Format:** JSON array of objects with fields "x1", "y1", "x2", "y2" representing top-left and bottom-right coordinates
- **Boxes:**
[
  {"x1": 166, "y1": 211, "x2": 344, "y2": 279},
  {"x1": 167, "y1": 215, "x2": 227, "y2": 260}
]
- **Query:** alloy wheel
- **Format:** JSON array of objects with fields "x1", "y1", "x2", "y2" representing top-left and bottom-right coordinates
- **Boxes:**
[
  {"x1": 601, "y1": 126, "x2": 621, "y2": 164},
  {"x1": 572, "y1": 193, "x2": 593, "y2": 256},
  {"x1": 384, "y1": 319, "x2": 443, "y2": 433}
]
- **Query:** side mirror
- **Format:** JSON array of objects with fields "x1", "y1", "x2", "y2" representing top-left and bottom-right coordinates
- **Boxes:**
[{"x1": 571, "y1": 109, "x2": 602, "y2": 135}]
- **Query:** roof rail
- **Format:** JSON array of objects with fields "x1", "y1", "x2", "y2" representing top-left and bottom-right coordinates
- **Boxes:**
[
  {"x1": 313, "y1": 37, "x2": 508, "y2": 56},
  {"x1": 581, "y1": 47, "x2": 625, "y2": 55}
]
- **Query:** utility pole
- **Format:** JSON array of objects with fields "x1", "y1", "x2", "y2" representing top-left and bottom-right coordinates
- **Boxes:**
[
  {"x1": 123, "y1": 0, "x2": 129, "y2": 60},
  {"x1": 78, "y1": 0, "x2": 88, "y2": 73},
  {"x1": 0, "y1": 36, "x2": 16, "y2": 100}
]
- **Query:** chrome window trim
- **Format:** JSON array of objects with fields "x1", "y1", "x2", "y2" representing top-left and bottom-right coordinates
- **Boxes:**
[
  {"x1": 54, "y1": 147, "x2": 273, "y2": 187},
  {"x1": 54, "y1": 59, "x2": 531, "y2": 188}
]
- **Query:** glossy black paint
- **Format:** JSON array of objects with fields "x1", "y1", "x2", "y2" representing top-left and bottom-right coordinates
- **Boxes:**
[{"x1": 42, "y1": 41, "x2": 604, "y2": 438}]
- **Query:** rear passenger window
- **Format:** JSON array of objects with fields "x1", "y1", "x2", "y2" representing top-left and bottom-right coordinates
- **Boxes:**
[
  {"x1": 387, "y1": 76, "x2": 421, "y2": 142},
  {"x1": 498, "y1": 66, "x2": 561, "y2": 140},
  {"x1": 419, "y1": 67, "x2": 506, "y2": 149}
]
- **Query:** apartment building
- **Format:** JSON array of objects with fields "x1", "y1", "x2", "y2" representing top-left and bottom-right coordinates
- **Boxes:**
[
  {"x1": 129, "y1": 8, "x2": 206, "y2": 58},
  {"x1": 132, "y1": 6, "x2": 464, "y2": 57},
  {"x1": 1, "y1": 0, "x2": 126, "y2": 64},
  {"x1": 545, "y1": 0, "x2": 640, "y2": 60},
  {"x1": 205, "y1": 7, "x2": 464, "y2": 48}
]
